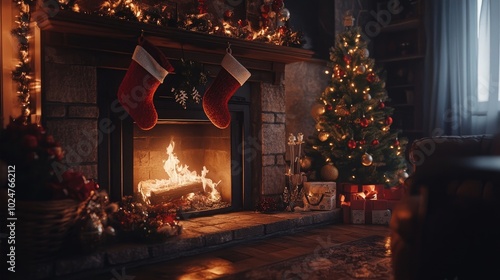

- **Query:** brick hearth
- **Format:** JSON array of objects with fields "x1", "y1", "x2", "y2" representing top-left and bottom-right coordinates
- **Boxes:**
[{"x1": 24, "y1": 210, "x2": 340, "y2": 280}]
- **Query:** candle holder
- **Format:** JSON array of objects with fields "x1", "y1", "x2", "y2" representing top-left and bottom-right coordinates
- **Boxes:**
[{"x1": 283, "y1": 132, "x2": 305, "y2": 211}]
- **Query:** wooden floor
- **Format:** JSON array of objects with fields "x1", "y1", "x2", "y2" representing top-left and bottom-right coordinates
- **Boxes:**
[{"x1": 93, "y1": 224, "x2": 391, "y2": 280}]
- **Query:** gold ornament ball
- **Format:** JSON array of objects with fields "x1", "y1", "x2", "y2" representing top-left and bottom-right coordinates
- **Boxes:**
[
  {"x1": 311, "y1": 103, "x2": 326, "y2": 119},
  {"x1": 361, "y1": 153, "x2": 373, "y2": 166},
  {"x1": 300, "y1": 156, "x2": 312, "y2": 171},
  {"x1": 356, "y1": 65, "x2": 366, "y2": 74},
  {"x1": 320, "y1": 164, "x2": 339, "y2": 181},
  {"x1": 318, "y1": 131, "x2": 330, "y2": 142}
]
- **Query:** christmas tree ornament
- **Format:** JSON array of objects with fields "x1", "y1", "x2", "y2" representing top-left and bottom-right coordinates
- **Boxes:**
[
  {"x1": 385, "y1": 116, "x2": 393, "y2": 126},
  {"x1": 335, "y1": 68, "x2": 346, "y2": 78},
  {"x1": 325, "y1": 104, "x2": 333, "y2": 111},
  {"x1": 320, "y1": 164, "x2": 339, "y2": 181},
  {"x1": 315, "y1": 122, "x2": 324, "y2": 130},
  {"x1": 361, "y1": 153, "x2": 373, "y2": 166},
  {"x1": 311, "y1": 103, "x2": 326, "y2": 119},
  {"x1": 366, "y1": 72, "x2": 376, "y2": 83},
  {"x1": 359, "y1": 139, "x2": 366, "y2": 145},
  {"x1": 372, "y1": 139, "x2": 380, "y2": 146},
  {"x1": 343, "y1": 54, "x2": 352, "y2": 65},
  {"x1": 363, "y1": 93, "x2": 372, "y2": 100},
  {"x1": 394, "y1": 138, "x2": 400, "y2": 147},
  {"x1": 356, "y1": 65, "x2": 366, "y2": 74},
  {"x1": 335, "y1": 105, "x2": 349, "y2": 116},
  {"x1": 348, "y1": 139, "x2": 357, "y2": 149},
  {"x1": 360, "y1": 117, "x2": 370, "y2": 128},
  {"x1": 360, "y1": 48, "x2": 369, "y2": 58},
  {"x1": 378, "y1": 100, "x2": 385, "y2": 109},
  {"x1": 300, "y1": 156, "x2": 312, "y2": 171},
  {"x1": 202, "y1": 46, "x2": 251, "y2": 129},
  {"x1": 318, "y1": 131, "x2": 330, "y2": 142},
  {"x1": 117, "y1": 36, "x2": 175, "y2": 130}
]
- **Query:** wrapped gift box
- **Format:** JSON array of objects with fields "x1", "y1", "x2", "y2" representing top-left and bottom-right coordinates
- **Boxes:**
[
  {"x1": 342, "y1": 204, "x2": 351, "y2": 224},
  {"x1": 372, "y1": 209, "x2": 392, "y2": 225},
  {"x1": 303, "y1": 182, "x2": 336, "y2": 210},
  {"x1": 383, "y1": 185, "x2": 405, "y2": 200},
  {"x1": 342, "y1": 183, "x2": 360, "y2": 193},
  {"x1": 340, "y1": 184, "x2": 385, "y2": 201},
  {"x1": 350, "y1": 199, "x2": 365, "y2": 224},
  {"x1": 351, "y1": 210, "x2": 365, "y2": 224}
]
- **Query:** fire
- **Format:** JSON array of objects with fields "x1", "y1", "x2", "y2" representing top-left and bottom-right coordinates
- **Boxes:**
[{"x1": 138, "y1": 140, "x2": 221, "y2": 205}]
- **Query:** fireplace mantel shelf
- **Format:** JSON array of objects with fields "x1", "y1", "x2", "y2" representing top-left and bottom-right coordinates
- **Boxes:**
[{"x1": 36, "y1": 10, "x2": 315, "y2": 66}]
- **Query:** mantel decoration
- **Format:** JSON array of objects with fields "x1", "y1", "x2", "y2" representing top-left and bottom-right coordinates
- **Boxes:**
[{"x1": 57, "y1": 0, "x2": 303, "y2": 47}]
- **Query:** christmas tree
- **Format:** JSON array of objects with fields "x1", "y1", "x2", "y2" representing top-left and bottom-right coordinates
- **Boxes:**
[{"x1": 304, "y1": 25, "x2": 409, "y2": 188}]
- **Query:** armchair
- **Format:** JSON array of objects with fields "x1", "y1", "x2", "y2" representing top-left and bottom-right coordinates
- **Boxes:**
[{"x1": 390, "y1": 134, "x2": 500, "y2": 280}]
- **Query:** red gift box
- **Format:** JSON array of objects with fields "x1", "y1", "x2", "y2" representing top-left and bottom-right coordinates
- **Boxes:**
[
  {"x1": 342, "y1": 183, "x2": 360, "y2": 193},
  {"x1": 373, "y1": 199, "x2": 389, "y2": 210},
  {"x1": 365, "y1": 200, "x2": 374, "y2": 224},
  {"x1": 383, "y1": 185, "x2": 405, "y2": 200},
  {"x1": 342, "y1": 204, "x2": 351, "y2": 224},
  {"x1": 350, "y1": 199, "x2": 365, "y2": 210}
]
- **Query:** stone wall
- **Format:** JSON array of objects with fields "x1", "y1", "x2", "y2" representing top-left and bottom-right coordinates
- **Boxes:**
[{"x1": 43, "y1": 47, "x2": 100, "y2": 181}]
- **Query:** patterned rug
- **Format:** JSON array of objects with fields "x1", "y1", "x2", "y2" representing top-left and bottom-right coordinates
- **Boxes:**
[{"x1": 221, "y1": 235, "x2": 393, "y2": 280}]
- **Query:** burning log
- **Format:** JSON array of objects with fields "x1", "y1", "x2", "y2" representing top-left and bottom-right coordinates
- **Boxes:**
[{"x1": 149, "y1": 181, "x2": 204, "y2": 205}]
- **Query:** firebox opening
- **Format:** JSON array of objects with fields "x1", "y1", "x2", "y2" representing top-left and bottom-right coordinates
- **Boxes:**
[{"x1": 133, "y1": 120, "x2": 232, "y2": 213}]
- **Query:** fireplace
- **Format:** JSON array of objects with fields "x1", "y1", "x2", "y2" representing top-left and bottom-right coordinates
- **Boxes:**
[
  {"x1": 97, "y1": 67, "x2": 251, "y2": 215},
  {"x1": 36, "y1": 10, "x2": 314, "y2": 216}
]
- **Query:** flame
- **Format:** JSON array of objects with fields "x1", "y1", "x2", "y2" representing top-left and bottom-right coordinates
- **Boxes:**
[{"x1": 138, "y1": 140, "x2": 221, "y2": 204}]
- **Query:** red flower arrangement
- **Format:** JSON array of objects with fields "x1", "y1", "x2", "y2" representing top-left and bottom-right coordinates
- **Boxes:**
[{"x1": 0, "y1": 120, "x2": 98, "y2": 201}]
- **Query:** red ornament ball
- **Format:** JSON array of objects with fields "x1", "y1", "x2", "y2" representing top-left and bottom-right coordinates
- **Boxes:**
[
  {"x1": 348, "y1": 139, "x2": 357, "y2": 149},
  {"x1": 367, "y1": 72, "x2": 376, "y2": 83},
  {"x1": 325, "y1": 104, "x2": 333, "y2": 111},
  {"x1": 360, "y1": 117, "x2": 370, "y2": 128},
  {"x1": 343, "y1": 54, "x2": 352, "y2": 65},
  {"x1": 378, "y1": 101, "x2": 385, "y2": 109},
  {"x1": 372, "y1": 139, "x2": 380, "y2": 146},
  {"x1": 394, "y1": 139, "x2": 400, "y2": 147},
  {"x1": 336, "y1": 69, "x2": 346, "y2": 78},
  {"x1": 385, "y1": 116, "x2": 393, "y2": 126},
  {"x1": 359, "y1": 139, "x2": 366, "y2": 145}
]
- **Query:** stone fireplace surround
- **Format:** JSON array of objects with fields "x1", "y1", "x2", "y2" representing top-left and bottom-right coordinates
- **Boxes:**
[
  {"x1": 38, "y1": 11, "x2": 314, "y2": 206},
  {"x1": 17, "y1": 10, "x2": 344, "y2": 280}
]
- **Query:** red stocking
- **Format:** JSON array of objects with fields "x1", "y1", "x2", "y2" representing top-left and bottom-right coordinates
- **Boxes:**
[
  {"x1": 202, "y1": 52, "x2": 251, "y2": 129},
  {"x1": 117, "y1": 37, "x2": 174, "y2": 130}
]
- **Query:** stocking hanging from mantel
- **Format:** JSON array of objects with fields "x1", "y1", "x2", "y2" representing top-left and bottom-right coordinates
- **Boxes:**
[
  {"x1": 202, "y1": 45, "x2": 251, "y2": 129},
  {"x1": 117, "y1": 36, "x2": 175, "y2": 130}
]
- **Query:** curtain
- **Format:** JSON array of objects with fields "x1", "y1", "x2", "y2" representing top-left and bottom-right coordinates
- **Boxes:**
[
  {"x1": 476, "y1": 0, "x2": 500, "y2": 134},
  {"x1": 423, "y1": 0, "x2": 500, "y2": 136}
]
